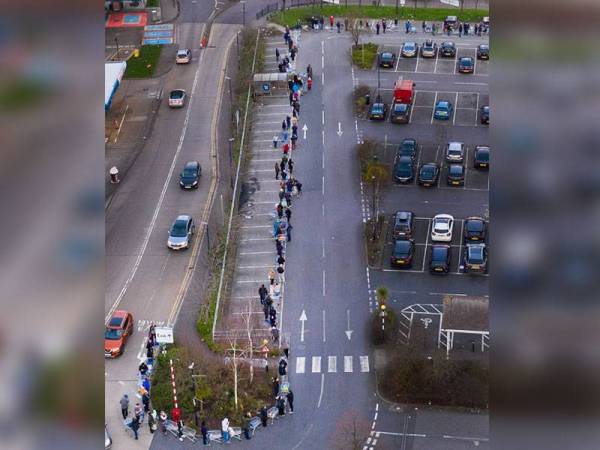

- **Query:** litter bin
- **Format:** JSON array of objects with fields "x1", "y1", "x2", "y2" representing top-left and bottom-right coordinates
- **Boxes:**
[
  {"x1": 109, "y1": 166, "x2": 120, "y2": 184},
  {"x1": 365, "y1": 94, "x2": 370, "y2": 105}
]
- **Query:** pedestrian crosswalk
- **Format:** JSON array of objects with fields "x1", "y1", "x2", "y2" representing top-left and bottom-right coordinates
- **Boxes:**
[{"x1": 294, "y1": 356, "x2": 370, "y2": 374}]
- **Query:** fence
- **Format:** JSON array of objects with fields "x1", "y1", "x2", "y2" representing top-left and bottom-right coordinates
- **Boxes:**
[{"x1": 256, "y1": 2, "x2": 280, "y2": 20}]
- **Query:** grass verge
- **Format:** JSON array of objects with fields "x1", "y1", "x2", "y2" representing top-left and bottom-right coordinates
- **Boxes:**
[
  {"x1": 270, "y1": 6, "x2": 488, "y2": 28},
  {"x1": 351, "y1": 43, "x2": 378, "y2": 69},
  {"x1": 146, "y1": 0, "x2": 159, "y2": 7},
  {"x1": 124, "y1": 45, "x2": 161, "y2": 79}
]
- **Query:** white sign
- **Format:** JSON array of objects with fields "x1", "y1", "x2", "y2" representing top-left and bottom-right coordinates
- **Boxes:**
[{"x1": 155, "y1": 326, "x2": 174, "y2": 344}]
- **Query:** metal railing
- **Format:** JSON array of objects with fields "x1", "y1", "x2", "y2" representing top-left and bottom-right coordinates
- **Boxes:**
[{"x1": 256, "y1": 2, "x2": 280, "y2": 20}]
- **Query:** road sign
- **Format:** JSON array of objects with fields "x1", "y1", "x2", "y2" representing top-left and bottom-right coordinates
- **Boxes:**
[{"x1": 155, "y1": 326, "x2": 174, "y2": 344}]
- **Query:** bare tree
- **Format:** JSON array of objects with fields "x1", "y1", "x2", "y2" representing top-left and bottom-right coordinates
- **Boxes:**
[
  {"x1": 225, "y1": 334, "x2": 247, "y2": 410},
  {"x1": 331, "y1": 409, "x2": 371, "y2": 450},
  {"x1": 347, "y1": 11, "x2": 372, "y2": 47},
  {"x1": 240, "y1": 300, "x2": 255, "y2": 383}
]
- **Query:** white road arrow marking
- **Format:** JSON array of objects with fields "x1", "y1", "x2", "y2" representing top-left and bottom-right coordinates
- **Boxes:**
[
  {"x1": 302, "y1": 123, "x2": 308, "y2": 139},
  {"x1": 299, "y1": 310, "x2": 307, "y2": 342},
  {"x1": 337, "y1": 122, "x2": 343, "y2": 137},
  {"x1": 345, "y1": 309, "x2": 353, "y2": 340}
]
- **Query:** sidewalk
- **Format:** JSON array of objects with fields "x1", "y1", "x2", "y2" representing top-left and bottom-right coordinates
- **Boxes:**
[{"x1": 159, "y1": 0, "x2": 180, "y2": 23}]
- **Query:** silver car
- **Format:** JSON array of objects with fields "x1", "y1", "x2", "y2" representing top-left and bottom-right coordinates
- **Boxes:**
[
  {"x1": 401, "y1": 42, "x2": 417, "y2": 58},
  {"x1": 167, "y1": 215, "x2": 195, "y2": 250},
  {"x1": 445, "y1": 141, "x2": 465, "y2": 163},
  {"x1": 176, "y1": 48, "x2": 192, "y2": 64},
  {"x1": 168, "y1": 89, "x2": 186, "y2": 108}
]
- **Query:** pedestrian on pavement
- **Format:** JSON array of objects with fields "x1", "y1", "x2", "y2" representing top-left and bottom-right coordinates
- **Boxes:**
[
  {"x1": 277, "y1": 264, "x2": 284, "y2": 275},
  {"x1": 277, "y1": 254, "x2": 285, "y2": 266},
  {"x1": 382, "y1": 19, "x2": 387, "y2": 33},
  {"x1": 291, "y1": 134, "x2": 297, "y2": 150},
  {"x1": 142, "y1": 391, "x2": 150, "y2": 413},
  {"x1": 276, "y1": 396, "x2": 286, "y2": 416},
  {"x1": 148, "y1": 410, "x2": 157, "y2": 434},
  {"x1": 134, "y1": 402, "x2": 143, "y2": 420},
  {"x1": 260, "y1": 405, "x2": 268, "y2": 427},
  {"x1": 286, "y1": 115, "x2": 291, "y2": 129},
  {"x1": 129, "y1": 415, "x2": 140, "y2": 440},
  {"x1": 276, "y1": 239, "x2": 284, "y2": 255},
  {"x1": 422, "y1": 20, "x2": 426, "y2": 32},
  {"x1": 290, "y1": 50, "x2": 295, "y2": 62},
  {"x1": 287, "y1": 223, "x2": 293, "y2": 242},
  {"x1": 139, "y1": 361, "x2": 148, "y2": 376},
  {"x1": 142, "y1": 376, "x2": 151, "y2": 394},
  {"x1": 221, "y1": 417, "x2": 230, "y2": 443},
  {"x1": 259, "y1": 284, "x2": 268, "y2": 303},
  {"x1": 287, "y1": 390, "x2": 294, "y2": 413},
  {"x1": 201, "y1": 420, "x2": 209, "y2": 446},
  {"x1": 120, "y1": 394, "x2": 129, "y2": 419},
  {"x1": 278, "y1": 189, "x2": 285, "y2": 201},
  {"x1": 263, "y1": 302, "x2": 270, "y2": 322},
  {"x1": 269, "y1": 314, "x2": 277, "y2": 328},
  {"x1": 447, "y1": 24, "x2": 451, "y2": 36},
  {"x1": 458, "y1": 23, "x2": 463, "y2": 37},
  {"x1": 278, "y1": 357, "x2": 288, "y2": 376},
  {"x1": 284, "y1": 208, "x2": 291, "y2": 222},
  {"x1": 282, "y1": 119, "x2": 287, "y2": 131},
  {"x1": 159, "y1": 411, "x2": 168, "y2": 435},
  {"x1": 272, "y1": 377, "x2": 280, "y2": 397},
  {"x1": 375, "y1": 22, "x2": 380, "y2": 35},
  {"x1": 177, "y1": 419, "x2": 184, "y2": 442},
  {"x1": 286, "y1": 178, "x2": 293, "y2": 193},
  {"x1": 464, "y1": 22, "x2": 469, "y2": 35},
  {"x1": 287, "y1": 159, "x2": 294, "y2": 174},
  {"x1": 432, "y1": 22, "x2": 436, "y2": 35},
  {"x1": 274, "y1": 162, "x2": 280, "y2": 180},
  {"x1": 307, "y1": 64, "x2": 313, "y2": 79},
  {"x1": 243, "y1": 412, "x2": 252, "y2": 440},
  {"x1": 283, "y1": 347, "x2": 289, "y2": 359},
  {"x1": 405, "y1": 20, "x2": 410, "y2": 33},
  {"x1": 288, "y1": 39, "x2": 293, "y2": 52},
  {"x1": 281, "y1": 169, "x2": 288, "y2": 181},
  {"x1": 336, "y1": 21, "x2": 341, "y2": 33},
  {"x1": 293, "y1": 101, "x2": 300, "y2": 115},
  {"x1": 276, "y1": 47, "x2": 280, "y2": 61},
  {"x1": 280, "y1": 160, "x2": 286, "y2": 174},
  {"x1": 329, "y1": 15, "x2": 334, "y2": 27},
  {"x1": 273, "y1": 135, "x2": 278, "y2": 148},
  {"x1": 268, "y1": 268, "x2": 276, "y2": 285},
  {"x1": 284, "y1": 192, "x2": 292, "y2": 206},
  {"x1": 146, "y1": 346, "x2": 153, "y2": 364}
]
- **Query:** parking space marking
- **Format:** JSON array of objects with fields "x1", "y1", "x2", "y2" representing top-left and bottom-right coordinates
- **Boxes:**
[
  {"x1": 415, "y1": 52, "x2": 420, "y2": 72},
  {"x1": 433, "y1": 52, "x2": 439, "y2": 73},
  {"x1": 453, "y1": 53, "x2": 457, "y2": 75},
  {"x1": 382, "y1": 268, "x2": 425, "y2": 273},
  {"x1": 430, "y1": 91, "x2": 438, "y2": 124},
  {"x1": 452, "y1": 91, "x2": 458, "y2": 125},
  {"x1": 394, "y1": 48, "x2": 401, "y2": 71},
  {"x1": 421, "y1": 218, "x2": 431, "y2": 272},
  {"x1": 430, "y1": 292, "x2": 467, "y2": 297},
  {"x1": 475, "y1": 92, "x2": 480, "y2": 126},
  {"x1": 463, "y1": 146, "x2": 469, "y2": 188}
]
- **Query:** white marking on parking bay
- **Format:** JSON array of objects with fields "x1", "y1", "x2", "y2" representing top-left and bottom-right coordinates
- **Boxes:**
[{"x1": 296, "y1": 356, "x2": 305, "y2": 374}]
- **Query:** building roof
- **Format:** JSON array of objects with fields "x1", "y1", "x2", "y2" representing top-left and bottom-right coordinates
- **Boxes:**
[{"x1": 105, "y1": 61, "x2": 127, "y2": 110}]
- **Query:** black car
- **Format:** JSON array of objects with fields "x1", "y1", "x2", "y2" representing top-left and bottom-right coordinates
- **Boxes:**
[
  {"x1": 369, "y1": 102, "x2": 387, "y2": 120},
  {"x1": 458, "y1": 57, "x2": 474, "y2": 73},
  {"x1": 463, "y1": 243, "x2": 488, "y2": 273},
  {"x1": 179, "y1": 161, "x2": 201, "y2": 189},
  {"x1": 390, "y1": 102, "x2": 410, "y2": 124},
  {"x1": 474, "y1": 145, "x2": 490, "y2": 169},
  {"x1": 418, "y1": 162, "x2": 440, "y2": 187},
  {"x1": 379, "y1": 52, "x2": 396, "y2": 68},
  {"x1": 477, "y1": 44, "x2": 489, "y2": 60},
  {"x1": 439, "y1": 41, "x2": 456, "y2": 57},
  {"x1": 392, "y1": 211, "x2": 414, "y2": 239},
  {"x1": 447, "y1": 164, "x2": 465, "y2": 186},
  {"x1": 463, "y1": 216, "x2": 487, "y2": 242},
  {"x1": 393, "y1": 156, "x2": 414, "y2": 184},
  {"x1": 429, "y1": 244, "x2": 451, "y2": 274},
  {"x1": 397, "y1": 138, "x2": 417, "y2": 159},
  {"x1": 444, "y1": 15, "x2": 458, "y2": 30},
  {"x1": 480, "y1": 105, "x2": 489, "y2": 124},
  {"x1": 391, "y1": 239, "x2": 415, "y2": 268}
]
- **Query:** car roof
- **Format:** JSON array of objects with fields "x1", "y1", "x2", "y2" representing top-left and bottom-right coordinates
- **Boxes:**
[
  {"x1": 432, "y1": 245, "x2": 450, "y2": 255},
  {"x1": 449, "y1": 164, "x2": 464, "y2": 173},
  {"x1": 184, "y1": 161, "x2": 200, "y2": 168},
  {"x1": 177, "y1": 49, "x2": 190, "y2": 54},
  {"x1": 176, "y1": 214, "x2": 191, "y2": 221},
  {"x1": 381, "y1": 52, "x2": 393, "y2": 57},
  {"x1": 396, "y1": 211, "x2": 411, "y2": 220},
  {"x1": 437, "y1": 101, "x2": 450, "y2": 106},
  {"x1": 422, "y1": 162, "x2": 438, "y2": 168},
  {"x1": 394, "y1": 240, "x2": 412, "y2": 249},
  {"x1": 399, "y1": 156, "x2": 413, "y2": 163},
  {"x1": 434, "y1": 214, "x2": 454, "y2": 221}
]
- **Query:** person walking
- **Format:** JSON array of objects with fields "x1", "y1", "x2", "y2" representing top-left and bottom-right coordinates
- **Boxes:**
[
  {"x1": 142, "y1": 391, "x2": 150, "y2": 414},
  {"x1": 336, "y1": 21, "x2": 341, "y2": 33},
  {"x1": 242, "y1": 412, "x2": 252, "y2": 440},
  {"x1": 221, "y1": 417, "x2": 230, "y2": 443},
  {"x1": 382, "y1": 19, "x2": 387, "y2": 33},
  {"x1": 405, "y1": 20, "x2": 410, "y2": 33},
  {"x1": 130, "y1": 414, "x2": 140, "y2": 440},
  {"x1": 375, "y1": 22, "x2": 380, "y2": 35},
  {"x1": 138, "y1": 361, "x2": 148, "y2": 376},
  {"x1": 159, "y1": 411, "x2": 168, "y2": 435},
  {"x1": 201, "y1": 420, "x2": 210, "y2": 446},
  {"x1": 269, "y1": 313, "x2": 277, "y2": 328},
  {"x1": 287, "y1": 223, "x2": 293, "y2": 242},
  {"x1": 458, "y1": 23, "x2": 463, "y2": 37},
  {"x1": 277, "y1": 254, "x2": 285, "y2": 266},
  {"x1": 286, "y1": 178, "x2": 293, "y2": 193},
  {"x1": 422, "y1": 20, "x2": 426, "y2": 32},
  {"x1": 259, "y1": 284, "x2": 268, "y2": 303},
  {"x1": 283, "y1": 346, "x2": 289, "y2": 359},
  {"x1": 134, "y1": 402, "x2": 143, "y2": 420},
  {"x1": 284, "y1": 191, "x2": 292, "y2": 206},
  {"x1": 260, "y1": 405, "x2": 268, "y2": 427},
  {"x1": 432, "y1": 22, "x2": 436, "y2": 35},
  {"x1": 288, "y1": 159, "x2": 294, "y2": 174},
  {"x1": 295, "y1": 179, "x2": 303, "y2": 196},
  {"x1": 276, "y1": 396, "x2": 286, "y2": 417},
  {"x1": 282, "y1": 119, "x2": 287, "y2": 132},
  {"x1": 274, "y1": 162, "x2": 280, "y2": 180},
  {"x1": 120, "y1": 394, "x2": 129, "y2": 419},
  {"x1": 276, "y1": 47, "x2": 280, "y2": 61},
  {"x1": 268, "y1": 268, "x2": 276, "y2": 285},
  {"x1": 286, "y1": 115, "x2": 291, "y2": 129},
  {"x1": 285, "y1": 208, "x2": 291, "y2": 222},
  {"x1": 148, "y1": 410, "x2": 157, "y2": 434},
  {"x1": 329, "y1": 15, "x2": 334, "y2": 27},
  {"x1": 287, "y1": 390, "x2": 294, "y2": 414}
]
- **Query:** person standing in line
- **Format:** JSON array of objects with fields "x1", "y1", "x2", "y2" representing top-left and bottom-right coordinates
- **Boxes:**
[
  {"x1": 281, "y1": 169, "x2": 288, "y2": 181},
  {"x1": 274, "y1": 162, "x2": 280, "y2": 180},
  {"x1": 286, "y1": 178, "x2": 293, "y2": 193},
  {"x1": 221, "y1": 417, "x2": 230, "y2": 443},
  {"x1": 130, "y1": 414, "x2": 140, "y2": 440},
  {"x1": 148, "y1": 410, "x2": 157, "y2": 434},
  {"x1": 287, "y1": 223, "x2": 293, "y2": 242},
  {"x1": 287, "y1": 390, "x2": 294, "y2": 414},
  {"x1": 272, "y1": 326, "x2": 280, "y2": 342},
  {"x1": 201, "y1": 420, "x2": 209, "y2": 446},
  {"x1": 275, "y1": 47, "x2": 280, "y2": 61},
  {"x1": 283, "y1": 347, "x2": 289, "y2": 359},
  {"x1": 159, "y1": 411, "x2": 168, "y2": 435},
  {"x1": 142, "y1": 390, "x2": 150, "y2": 414},
  {"x1": 243, "y1": 412, "x2": 252, "y2": 440},
  {"x1": 259, "y1": 284, "x2": 268, "y2": 303},
  {"x1": 284, "y1": 191, "x2": 292, "y2": 206},
  {"x1": 282, "y1": 119, "x2": 287, "y2": 131},
  {"x1": 277, "y1": 254, "x2": 285, "y2": 266},
  {"x1": 375, "y1": 22, "x2": 380, "y2": 35},
  {"x1": 285, "y1": 208, "x2": 292, "y2": 223},
  {"x1": 263, "y1": 301, "x2": 270, "y2": 322},
  {"x1": 382, "y1": 19, "x2": 387, "y2": 33},
  {"x1": 280, "y1": 160, "x2": 286, "y2": 174},
  {"x1": 458, "y1": 23, "x2": 463, "y2": 37},
  {"x1": 288, "y1": 159, "x2": 294, "y2": 174},
  {"x1": 268, "y1": 268, "x2": 276, "y2": 285},
  {"x1": 272, "y1": 377, "x2": 280, "y2": 397},
  {"x1": 276, "y1": 396, "x2": 286, "y2": 417},
  {"x1": 260, "y1": 405, "x2": 268, "y2": 427},
  {"x1": 120, "y1": 394, "x2": 129, "y2": 419}
]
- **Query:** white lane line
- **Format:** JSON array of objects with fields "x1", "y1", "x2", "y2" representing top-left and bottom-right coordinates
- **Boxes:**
[
  {"x1": 322, "y1": 151, "x2": 325, "y2": 169},
  {"x1": 296, "y1": 356, "x2": 305, "y2": 374},
  {"x1": 322, "y1": 176, "x2": 325, "y2": 195},
  {"x1": 433, "y1": 50, "x2": 439, "y2": 72},
  {"x1": 375, "y1": 403, "x2": 379, "y2": 412},
  {"x1": 312, "y1": 356, "x2": 322, "y2": 373},
  {"x1": 322, "y1": 129, "x2": 325, "y2": 146},
  {"x1": 328, "y1": 356, "x2": 337, "y2": 372},
  {"x1": 322, "y1": 238, "x2": 325, "y2": 258},
  {"x1": 344, "y1": 355, "x2": 353, "y2": 373},
  {"x1": 360, "y1": 355, "x2": 370, "y2": 372},
  {"x1": 322, "y1": 109, "x2": 325, "y2": 125},
  {"x1": 322, "y1": 203, "x2": 325, "y2": 217},
  {"x1": 430, "y1": 91, "x2": 438, "y2": 124},
  {"x1": 317, "y1": 373, "x2": 325, "y2": 408},
  {"x1": 322, "y1": 71, "x2": 324, "y2": 85},
  {"x1": 105, "y1": 33, "x2": 206, "y2": 324},
  {"x1": 321, "y1": 54, "x2": 324, "y2": 68},
  {"x1": 322, "y1": 310, "x2": 326, "y2": 342},
  {"x1": 322, "y1": 270, "x2": 326, "y2": 296},
  {"x1": 454, "y1": 81, "x2": 488, "y2": 85},
  {"x1": 421, "y1": 218, "x2": 431, "y2": 272},
  {"x1": 452, "y1": 91, "x2": 458, "y2": 125},
  {"x1": 375, "y1": 431, "x2": 427, "y2": 437}
]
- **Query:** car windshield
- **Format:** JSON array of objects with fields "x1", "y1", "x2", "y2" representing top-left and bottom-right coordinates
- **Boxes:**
[
  {"x1": 170, "y1": 220, "x2": 188, "y2": 237},
  {"x1": 467, "y1": 220, "x2": 484, "y2": 232},
  {"x1": 421, "y1": 166, "x2": 435, "y2": 176},
  {"x1": 437, "y1": 103, "x2": 448, "y2": 110},
  {"x1": 105, "y1": 328, "x2": 123, "y2": 340},
  {"x1": 461, "y1": 59, "x2": 473, "y2": 65},
  {"x1": 394, "y1": 104, "x2": 407, "y2": 113},
  {"x1": 432, "y1": 247, "x2": 447, "y2": 260},
  {"x1": 373, "y1": 105, "x2": 383, "y2": 113},
  {"x1": 398, "y1": 163, "x2": 412, "y2": 175},
  {"x1": 394, "y1": 241, "x2": 411, "y2": 254},
  {"x1": 476, "y1": 150, "x2": 490, "y2": 162},
  {"x1": 382, "y1": 53, "x2": 392, "y2": 59},
  {"x1": 171, "y1": 91, "x2": 184, "y2": 99},
  {"x1": 108, "y1": 317, "x2": 123, "y2": 327},
  {"x1": 183, "y1": 169, "x2": 197, "y2": 177},
  {"x1": 449, "y1": 166, "x2": 463, "y2": 175},
  {"x1": 177, "y1": 51, "x2": 188, "y2": 56},
  {"x1": 469, "y1": 247, "x2": 484, "y2": 263},
  {"x1": 404, "y1": 43, "x2": 415, "y2": 49}
]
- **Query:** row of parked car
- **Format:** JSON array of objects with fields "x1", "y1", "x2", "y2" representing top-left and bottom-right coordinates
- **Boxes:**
[
  {"x1": 393, "y1": 138, "x2": 489, "y2": 186},
  {"x1": 379, "y1": 41, "x2": 489, "y2": 66},
  {"x1": 390, "y1": 212, "x2": 488, "y2": 274}
]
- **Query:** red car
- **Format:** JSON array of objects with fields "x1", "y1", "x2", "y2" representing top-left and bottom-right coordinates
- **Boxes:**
[{"x1": 105, "y1": 310, "x2": 134, "y2": 358}]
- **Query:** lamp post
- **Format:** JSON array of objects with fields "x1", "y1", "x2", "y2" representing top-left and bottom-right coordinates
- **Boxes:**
[
  {"x1": 188, "y1": 362, "x2": 200, "y2": 427},
  {"x1": 236, "y1": 31, "x2": 241, "y2": 70},
  {"x1": 114, "y1": 36, "x2": 119, "y2": 60},
  {"x1": 376, "y1": 53, "x2": 381, "y2": 101},
  {"x1": 228, "y1": 138, "x2": 235, "y2": 189},
  {"x1": 371, "y1": 174, "x2": 376, "y2": 239},
  {"x1": 241, "y1": 1, "x2": 246, "y2": 27}
]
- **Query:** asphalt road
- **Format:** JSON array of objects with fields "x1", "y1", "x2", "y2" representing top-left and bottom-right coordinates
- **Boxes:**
[{"x1": 104, "y1": 15, "x2": 238, "y2": 450}]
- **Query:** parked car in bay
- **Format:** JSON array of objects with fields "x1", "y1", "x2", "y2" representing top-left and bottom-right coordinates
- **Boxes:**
[
  {"x1": 477, "y1": 44, "x2": 489, "y2": 60},
  {"x1": 369, "y1": 102, "x2": 387, "y2": 120},
  {"x1": 397, "y1": 138, "x2": 417, "y2": 159},
  {"x1": 167, "y1": 215, "x2": 195, "y2": 250},
  {"x1": 429, "y1": 244, "x2": 451, "y2": 274},
  {"x1": 420, "y1": 40, "x2": 437, "y2": 58},
  {"x1": 463, "y1": 217, "x2": 487, "y2": 242},
  {"x1": 179, "y1": 161, "x2": 201, "y2": 189},
  {"x1": 390, "y1": 102, "x2": 410, "y2": 124},
  {"x1": 474, "y1": 145, "x2": 490, "y2": 169},
  {"x1": 418, "y1": 162, "x2": 440, "y2": 187},
  {"x1": 401, "y1": 42, "x2": 417, "y2": 58},
  {"x1": 431, "y1": 214, "x2": 454, "y2": 242},
  {"x1": 391, "y1": 239, "x2": 415, "y2": 268},
  {"x1": 439, "y1": 41, "x2": 456, "y2": 57},
  {"x1": 463, "y1": 243, "x2": 488, "y2": 273},
  {"x1": 392, "y1": 211, "x2": 415, "y2": 239},
  {"x1": 458, "y1": 57, "x2": 474, "y2": 73},
  {"x1": 480, "y1": 105, "x2": 489, "y2": 124},
  {"x1": 393, "y1": 155, "x2": 415, "y2": 184},
  {"x1": 379, "y1": 52, "x2": 396, "y2": 68},
  {"x1": 445, "y1": 141, "x2": 465, "y2": 163},
  {"x1": 434, "y1": 100, "x2": 453, "y2": 120},
  {"x1": 447, "y1": 164, "x2": 465, "y2": 186}
]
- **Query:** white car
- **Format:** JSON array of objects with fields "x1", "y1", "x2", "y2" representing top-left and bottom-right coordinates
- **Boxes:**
[
  {"x1": 176, "y1": 48, "x2": 192, "y2": 64},
  {"x1": 445, "y1": 141, "x2": 465, "y2": 163},
  {"x1": 167, "y1": 215, "x2": 195, "y2": 250},
  {"x1": 168, "y1": 89, "x2": 186, "y2": 108},
  {"x1": 431, "y1": 214, "x2": 454, "y2": 242}
]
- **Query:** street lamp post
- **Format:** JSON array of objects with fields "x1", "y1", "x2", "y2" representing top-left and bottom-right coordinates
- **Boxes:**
[
  {"x1": 241, "y1": 1, "x2": 246, "y2": 27},
  {"x1": 371, "y1": 174, "x2": 377, "y2": 239},
  {"x1": 236, "y1": 31, "x2": 241, "y2": 70},
  {"x1": 189, "y1": 363, "x2": 199, "y2": 427},
  {"x1": 114, "y1": 36, "x2": 119, "y2": 60},
  {"x1": 376, "y1": 53, "x2": 381, "y2": 101},
  {"x1": 201, "y1": 222, "x2": 210, "y2": 256},
  {"x1": 228, "y1": 138, "x2": 235, "y2": 189}
]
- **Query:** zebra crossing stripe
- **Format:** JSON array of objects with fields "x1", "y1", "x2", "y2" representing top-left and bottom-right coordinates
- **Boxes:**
[
  {"x1": 296, "y1": 357, "x2": 305, "y2": 374},
  {"x1": 360, "y1": 356, "x2": 370, "y2": 373},
  {"x1": 328, "y1": 356, "x2": 337, "y2": 373},
  {"x1": 344, "y1": 356, "x2": 353, "y2": 373},
  {"x1": 312, "y1": 356, "x2": 321, "y2": 373}
]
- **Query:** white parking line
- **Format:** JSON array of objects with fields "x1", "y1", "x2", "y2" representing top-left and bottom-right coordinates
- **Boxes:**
[
  {"x1": 415, "y1": 51, "x2": 420, "y2": 72},
  {"x1": 463, "y1": 146, "x2": 469, "y2": 188},
  {"x1": 453, "y1": 52, "x2": 458, "y2": 75},
  {"x1": 433, "y1": 50, "x2": 439, "y2": 73},
  {"x1": 430, "y1": 91, "x2": 438, "y2": 124},
  {"x1": 452, "y1": 92, "x2": 458, "y2": 125},
  {"x1": 312, "y1": 356, "x2": 322, "y2": 373},
  {"x1": 475, "y1": 92, "x2": 480, "y2": 125},
  {"x1": 296, "y1": 357, "x2": 306, "y2": 374},
  {"x1": 395, "y1": 47, "x2": 401, "y2": 71},
  {"x1": 421, "y1": 218, "x2": 431, "y2": 272},
  {"x1": 344, "y1": 356, "x2": 353, "y2": 373},
  {"x1": 328, "y1": 356, "x2": 337, "y2": 373},
  {"x1": 360, "y1": 356, "x2": 370, "y2": 372}
]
